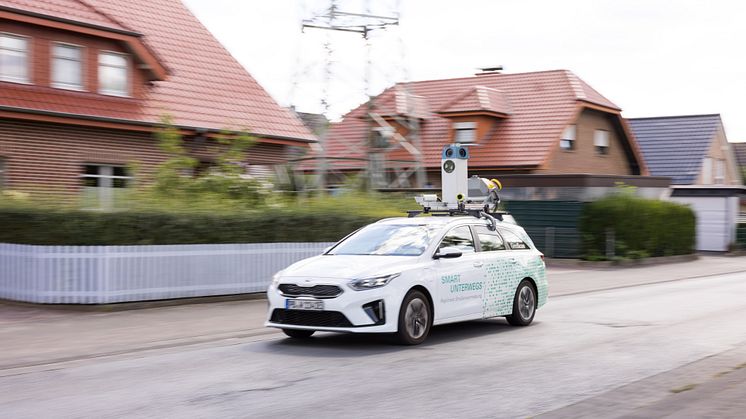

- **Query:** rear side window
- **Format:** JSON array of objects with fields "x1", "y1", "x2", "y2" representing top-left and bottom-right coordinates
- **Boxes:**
[
  {"x1": 474, "y1": 225, "x2": 506, "y2": 252},
  {"x1": 499, "y1": 229, "x2": 530, "y2": 250},
  {"x1": 438, "y1": 225, "x2": 475, "y2": 253}
]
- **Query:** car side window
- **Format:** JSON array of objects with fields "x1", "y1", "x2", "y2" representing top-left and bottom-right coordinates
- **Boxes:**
[
  {"x1": 474, "y1": 225, "x2": 506, "y2": 252},
  {"x1": 499, "y1": 228, "x2": 530, "y2": 250},
  {"x1": 438, "y1": 225, "x2": 476, "y2": 253}
]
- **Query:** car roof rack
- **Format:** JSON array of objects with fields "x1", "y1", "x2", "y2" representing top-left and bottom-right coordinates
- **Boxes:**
[{"x1": 407, "y1": 206, "x2": 507, "y2": 231}]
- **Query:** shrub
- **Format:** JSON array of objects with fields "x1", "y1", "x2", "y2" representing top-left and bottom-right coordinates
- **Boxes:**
[
  {"x1": 580, "y1": 195, "x2": 695, "y2": 259},
  {"x1": 0, "y1": 193, "x2": 413, "y2": 245}
]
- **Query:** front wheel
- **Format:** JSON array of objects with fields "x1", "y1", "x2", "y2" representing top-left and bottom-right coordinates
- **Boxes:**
[
  {"x1": 395, "y1": 290, "x2": 432, "y2": 345},
  {"x1": 282, "y1": 328, "x2": 315, "y2": 339},
  {"x1": 506, "y1": 280, "x2": 536, "y2": 326}
]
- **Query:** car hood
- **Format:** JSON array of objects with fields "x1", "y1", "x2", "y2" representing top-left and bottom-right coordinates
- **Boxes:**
[{"x1": 280, "y1": 254, "x2": 422, "y2": 280}]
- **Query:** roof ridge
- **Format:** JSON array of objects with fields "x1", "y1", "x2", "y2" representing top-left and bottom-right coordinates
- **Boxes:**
[
  {"x1": 74, "y1": 0, "x2": 133, "y2": 32},
  {"x1": 563, "y1": 70, "x2": 587, "y2": 101},
  {"x1": 628, "y1": 113, "x2": 722, "y2": 121},
  {"x1": 404, "y1": 69, "x2": 570, "y2": 86},
  {"x1": 561, "y1": 70, "x2": 621, "y2": 110}
]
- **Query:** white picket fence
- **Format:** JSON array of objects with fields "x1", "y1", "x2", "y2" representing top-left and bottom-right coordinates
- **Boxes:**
[{"x1": 0, "y1": 242, "x2": 334, "y2": 304}]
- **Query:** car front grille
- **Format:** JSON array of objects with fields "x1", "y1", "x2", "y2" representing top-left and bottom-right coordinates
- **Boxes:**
[
  {"x1": 278, "y1": 284, "x2": 343, "y2": 298},
  {"x1": 270, "y1": 309, "x2": 353, "y2": 328}
]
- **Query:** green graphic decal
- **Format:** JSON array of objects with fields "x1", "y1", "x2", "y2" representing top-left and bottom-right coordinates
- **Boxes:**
[
  {"x1": 481, "y1": 255, "x2": 549, "y2": 318},
  {"x1": 481, "y1": 259, "x2": 516, "y2": 317}
]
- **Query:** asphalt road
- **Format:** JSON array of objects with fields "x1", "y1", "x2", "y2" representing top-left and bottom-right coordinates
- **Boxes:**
[{"x1": 2, "y1": 271, "x2": 746, "y2": 418}]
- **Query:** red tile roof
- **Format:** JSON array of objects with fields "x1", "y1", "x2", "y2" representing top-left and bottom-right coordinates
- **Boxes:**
[
  {"x1": 438, "y1": 85, "x2": 512, "y2": 116},
  {"x1": 321, "y1": 70, "x2": 622, "y2": 169},
  {"x1": 0, "y1": 0, "x2": 316, "y2": 143},
  {"x1": 373, "y1": 87, "x2": 431, "y2": 120},
  {"x1": 0, "y1": 0, "x2": 130, "y2": 32}
]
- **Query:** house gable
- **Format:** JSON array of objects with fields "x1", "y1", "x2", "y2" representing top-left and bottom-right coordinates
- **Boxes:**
[
  {"x1": 539, "y1": 108, "x2": 637, "y2": 176},
  {"x1": 629, "y1": 114, "x2": 730, "y2": 185},
  {"x1": 695, "y1": 124, "x2": 742, "y2": 185}
]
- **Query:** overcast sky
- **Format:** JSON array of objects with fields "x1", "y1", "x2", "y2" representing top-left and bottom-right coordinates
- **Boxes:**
[{"x1": 183, "y1": 0, "x2": 746, "y2": 141}]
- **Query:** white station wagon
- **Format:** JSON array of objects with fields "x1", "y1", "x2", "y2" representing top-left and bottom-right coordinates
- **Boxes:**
[{"x1": 265, "y1": 215, "x2": 548, "y2": 345}]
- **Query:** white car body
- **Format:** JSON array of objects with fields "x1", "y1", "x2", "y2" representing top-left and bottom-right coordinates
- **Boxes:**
[{"x1": 265, "y1": 216, "x2": 548, "y2": 336}]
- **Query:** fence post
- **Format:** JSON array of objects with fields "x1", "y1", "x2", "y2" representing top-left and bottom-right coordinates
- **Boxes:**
[
  {"x1": 605, "y1": 228, "x2": 615, "y2": 259},
  {"x1": 545, "y1": 227, "x2": 555, "y2": 258}
]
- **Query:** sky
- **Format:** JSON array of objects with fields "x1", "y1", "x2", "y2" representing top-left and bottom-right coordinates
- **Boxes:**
[{"x1": 183, "y1": 0, "x2": 746, "y2": 141}]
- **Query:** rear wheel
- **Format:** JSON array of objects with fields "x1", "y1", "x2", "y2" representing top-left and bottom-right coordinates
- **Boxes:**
[
  {"x1": 396, "y1": 290, "x2": 432, "y2": 345},
  {"x1": 282, "y1": 328, "x2": 315, "y2": 339},
  {"x1": 506, "y1": 280, "x2": 536, "y2": 326}
]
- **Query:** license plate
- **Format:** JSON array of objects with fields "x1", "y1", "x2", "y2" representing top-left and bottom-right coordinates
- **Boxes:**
[{"x1": 286, "y1": 299, "x2": 324, "y2": 311}]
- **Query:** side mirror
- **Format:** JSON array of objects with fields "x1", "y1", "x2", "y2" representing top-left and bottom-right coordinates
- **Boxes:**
[{"x1": 434, "y1": 247, "x2": 462, "y2": 259}]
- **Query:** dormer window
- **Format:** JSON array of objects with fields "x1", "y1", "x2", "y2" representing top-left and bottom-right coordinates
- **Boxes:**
[
  {"x1": 454, "y1": 122, "x2": 476, "y2": 143},
  {"x1": 52, "y1": 43, "x2": 83, "y2": 90},
  {"x1": 99, "y1": 51, "x2": 128, "y2": 96},
  {"x1": 560, "y1": 125, "x2": 576, "y2": 150},
  {"x1": 0, "y1": 33, "x2": 29, "y2": 83}
]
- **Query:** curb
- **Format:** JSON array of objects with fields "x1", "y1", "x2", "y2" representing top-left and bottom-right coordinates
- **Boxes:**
[
  {"x1": 0, "y1": 292, "x2": 267, "y2": 312},
  {"x1": 546, "y1": 254, "x2": 698, "y2": 269}
]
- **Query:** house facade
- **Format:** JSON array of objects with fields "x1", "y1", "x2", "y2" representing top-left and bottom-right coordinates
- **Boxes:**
[
  {"x1": 732, "y1": 142, "x2": 746, "y2": 183},
  {"x1": 0, "y1": 0, "x2": 315, "y2": 205},
  {"x1": 316, "y1": 69, "x2": 648, "y2": 188}
]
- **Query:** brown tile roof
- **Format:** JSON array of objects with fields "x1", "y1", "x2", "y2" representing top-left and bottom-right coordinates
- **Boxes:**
[
  {"x1": 0, "y1": 0, "x2": 315, "y2": 143},
  {"x1": 322, "y1": 70, "x2": 622, "y2": 169}
]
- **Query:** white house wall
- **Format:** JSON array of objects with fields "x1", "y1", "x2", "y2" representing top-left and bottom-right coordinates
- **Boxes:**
[{"x1": 669, "y1": 196, "x2": 739, "y2": 251}]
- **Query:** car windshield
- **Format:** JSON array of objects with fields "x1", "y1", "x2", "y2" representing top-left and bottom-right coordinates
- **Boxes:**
[{"x1": 328, "y1": 224, "x2": 437, "y2": 256}]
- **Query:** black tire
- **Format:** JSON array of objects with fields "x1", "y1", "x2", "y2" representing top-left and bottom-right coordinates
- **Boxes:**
[
  {"x1": 282, "y1": 328, "x2": 315, "y2": 339},
  {"x1": 395, "y1": 290, "x2": 432, "y2": 345},
  {"x1": 506, "y1": 279, "x2": 536, "y2": 326}
]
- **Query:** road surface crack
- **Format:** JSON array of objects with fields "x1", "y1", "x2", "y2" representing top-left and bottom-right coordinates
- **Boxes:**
[{"x1": 189, "y1": 377, "x2": 313, "y2": 404}]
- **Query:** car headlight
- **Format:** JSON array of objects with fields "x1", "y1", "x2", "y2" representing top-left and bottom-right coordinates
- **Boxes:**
[
  {"x1": 349, "y1": 273, "x2": 400, "y2": 291},
  {"x1": 271, "y1": 272, "x2": 282, "y2": 288}
]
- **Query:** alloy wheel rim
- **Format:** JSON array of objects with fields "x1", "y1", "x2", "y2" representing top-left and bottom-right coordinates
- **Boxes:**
[
  {"x1": 519, "y1": 286, "x2": 535, "y2": 320},
  {"x1": 405, "y1": 298, "x2": 429, "y2": 339}
]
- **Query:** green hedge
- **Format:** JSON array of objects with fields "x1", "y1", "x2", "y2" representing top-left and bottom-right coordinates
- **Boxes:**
[
  {"x1": 737, "y1": 223, "x2": 746, "y2": 249},
  {"x1": 0, "y1": 207, "x2": 382, "y2": 245},
  {"x1": 580, "y1": 195, "x2": 696, "y2": 259}
]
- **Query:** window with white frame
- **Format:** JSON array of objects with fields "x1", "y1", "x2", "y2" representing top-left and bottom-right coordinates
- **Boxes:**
[
  {"x1": 98, "y1": 52, "x2": 128, "y2": 96},
  {"x1": 560, "y1": 125, "x2": 576, "y2": 150},
  {"x1": 81, "y1": 164, "x2": 131, "y2": 209},
  {"x1": 594, "y1": 129, "x2": 610, "y2": 155},
  {"x1": 453, "y1": 122, "x2": 476, "y2": 143},
  {"x1": 52, "y1": 43, "x2": 83, "y2": 90},
  {"x1": 0, "y1": 33, "x2": 29, "y2": 83}
]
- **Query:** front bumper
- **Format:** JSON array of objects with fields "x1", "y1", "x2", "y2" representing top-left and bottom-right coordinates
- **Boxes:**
[{"x1": 265, "y1": 282, "x2": 399, "y2": 333}]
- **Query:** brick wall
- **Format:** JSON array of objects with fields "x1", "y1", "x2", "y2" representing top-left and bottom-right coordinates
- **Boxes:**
[
  {"x1": 0, "y1": 118, "x2": 289, "y2": 193},
  {"x1": 539, "y1": 109, "x2": 633, "y2": 175}
]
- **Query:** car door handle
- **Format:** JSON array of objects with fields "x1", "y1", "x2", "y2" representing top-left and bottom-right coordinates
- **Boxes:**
[
  {"x1": 473, "y1": 262, "x2": 484, "y2": 268},
  {"x1": 509, "y1": 258, "x2": 518, "y2": 264}
]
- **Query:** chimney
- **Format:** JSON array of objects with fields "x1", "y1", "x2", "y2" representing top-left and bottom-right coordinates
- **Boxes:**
[{"x1": 476, "y1": 65, "x2": 503, "y2": 76}]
